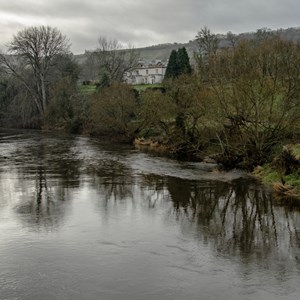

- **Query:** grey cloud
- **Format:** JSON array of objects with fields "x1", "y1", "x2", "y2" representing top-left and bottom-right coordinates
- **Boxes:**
[{"x1": 1, "y1": 0, "x2": 299, "y2": 53}]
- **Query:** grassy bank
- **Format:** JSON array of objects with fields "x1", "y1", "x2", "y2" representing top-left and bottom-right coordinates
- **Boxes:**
[{"x1": 254, "y1": 144, "x2": 300, "y2": 198}]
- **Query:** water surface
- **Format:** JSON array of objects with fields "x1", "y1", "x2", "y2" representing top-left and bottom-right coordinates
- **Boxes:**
[{"x1": 0, "y1": 130, "x2": 299, "y2": 300}]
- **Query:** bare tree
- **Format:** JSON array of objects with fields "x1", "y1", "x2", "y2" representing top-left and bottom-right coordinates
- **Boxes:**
[
  {"x1": 194, "y1": 26, "x2": 219, "y2": 80},
  {"x1": 91, "y1": 36, "x2": 139, "y2": 84},
  {"x1": 226, "y1": 31, "x2": 239, "y2": 48},
  {"x1": 0, "y1": 26, "x2": 70, "y2": 116},
  {"x1": 195, "y1": 26, "x2": 219, "y2": 57}
]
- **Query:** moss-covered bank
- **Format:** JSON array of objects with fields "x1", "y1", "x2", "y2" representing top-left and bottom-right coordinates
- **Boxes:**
[{"x1": 253, "y1": 144, "x2": 300, "y2": 198}]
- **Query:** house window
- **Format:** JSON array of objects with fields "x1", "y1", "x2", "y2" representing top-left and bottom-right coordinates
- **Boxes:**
[
  {"x1": 136, "y1": 70, "x2": 139, "y2": 75},
  {"x1": 146, "y1": 70, "x2": 149, "y2": 75},
  {"x1": 156, "y1": 69, "x2": 158, "y2": 74}
]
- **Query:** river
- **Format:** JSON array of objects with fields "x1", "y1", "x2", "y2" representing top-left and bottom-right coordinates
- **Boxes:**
[{"x1": 0, "y1": 129, "x2": 299, "y2": 300}]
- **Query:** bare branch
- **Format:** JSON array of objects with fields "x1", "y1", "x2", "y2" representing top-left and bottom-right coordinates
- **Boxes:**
[
  {"x1": 2, "y1": 26, "x2": 70, "y2": 115},
  {"x1": 92, "y1": 36, "x2": 139, "y2": 83}
]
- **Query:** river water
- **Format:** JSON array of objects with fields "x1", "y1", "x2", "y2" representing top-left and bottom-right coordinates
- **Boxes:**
[{"x1": 0, "y1": 129, "x2": 299, "y2": 300}]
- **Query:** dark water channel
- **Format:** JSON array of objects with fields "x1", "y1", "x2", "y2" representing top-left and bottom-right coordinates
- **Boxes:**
[{"x1": 0, "y1": 130, "x2": 299, "y2": 300}]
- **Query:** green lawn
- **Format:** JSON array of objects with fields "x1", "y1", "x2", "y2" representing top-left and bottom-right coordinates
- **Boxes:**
[
  {"x1": 77, "y1": 83, "x2": 164, "y2": 94},
  {"x1": 77, "y1": 84, "x2": 97, "y2": 94},
  {"x1": 133, "y1": 83, "x2": 163, "y2": 92}
]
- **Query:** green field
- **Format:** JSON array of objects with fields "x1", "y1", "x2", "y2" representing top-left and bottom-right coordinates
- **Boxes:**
[
  {"x1": 77, "y1": 84, "x2": 97, "y2": 94},
  {"x1": 77, "y1": 83, "x2": 164, "y2": 94},
  {"x1": 133, "y1": 83, "x2": 163, "y2": 92}
]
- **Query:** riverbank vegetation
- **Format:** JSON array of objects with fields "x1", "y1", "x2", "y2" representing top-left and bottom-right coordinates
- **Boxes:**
[
  {"x1": 0, "y1": 26, "x2": 299, "y2": 193},
  {"x1": 253, "y1": 144, "x2": 300, "y2": 197}
]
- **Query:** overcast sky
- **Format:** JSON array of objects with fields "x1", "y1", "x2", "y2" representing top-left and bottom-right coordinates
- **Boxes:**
[{"x1": 0, "y1": 0, "x2": 299, "y2": 54}]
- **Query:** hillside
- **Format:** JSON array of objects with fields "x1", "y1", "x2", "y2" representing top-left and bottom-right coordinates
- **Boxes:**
[
  {"x1": 131, "y1": 27, "x2": 300, "y2": 61},
  {"x1": 75, "y1": 41, "x2": 197, "y2": 66},
  {"x1": 76, "y1": 27, "x2": 300, "y2": 81}
]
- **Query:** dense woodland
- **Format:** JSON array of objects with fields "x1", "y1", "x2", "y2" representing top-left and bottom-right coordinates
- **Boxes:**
[{"x1": 0, "y1": 26, "x2": 300, "y2": 183}]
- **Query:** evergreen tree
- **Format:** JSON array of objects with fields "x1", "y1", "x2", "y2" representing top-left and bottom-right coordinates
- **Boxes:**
[
  {"x1": 177, "y1": 47, "x2": 192, "y2": 75},
  {"x1": 165, "y1": 50, "x2": 179, "y2": 78},
  {"x1": 165, "y1": 48, "x2": 192, "y2": 79}
]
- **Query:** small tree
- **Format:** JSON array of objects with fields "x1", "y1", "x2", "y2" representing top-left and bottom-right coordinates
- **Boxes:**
[
  {"x1": 89, "y1": 82, "x2": 138, "y2": 139},
  {"x1": 97, "y1": 72, "x2": 111, "y2": 89}
]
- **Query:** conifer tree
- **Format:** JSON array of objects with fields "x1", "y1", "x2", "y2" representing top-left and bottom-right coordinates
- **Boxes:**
[
  {"x1": 165, "y1": 48, "x2": 192, "y2": 79},
  {"x1": 177, "y1": 47, "x2": 192, "y2": 75},
  {"x1": 165, "y1": 50, "x2": 179, "y2": 78}
]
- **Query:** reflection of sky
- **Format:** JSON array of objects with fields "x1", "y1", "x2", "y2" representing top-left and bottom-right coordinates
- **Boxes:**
[{"x1": 0, "y1": 130, "x2": 299, "y2": 299}]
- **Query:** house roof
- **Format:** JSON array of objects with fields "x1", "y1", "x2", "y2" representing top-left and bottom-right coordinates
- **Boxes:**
[{"x1": 135, "y1": 60, "x2": 167, "y2": 69}]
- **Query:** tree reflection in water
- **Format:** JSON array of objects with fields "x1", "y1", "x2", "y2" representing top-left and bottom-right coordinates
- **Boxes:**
[
  {"x1": 95, "y1": 167, "x2": 299, "y2": 263},
  {"x1": 90, "y1": 159, "x2": 132, "y2": 196},
  {"x1": 11, "y1": 134, "x2": 82, "y2": 230},
  {"x1": 134, "y1": 174, "x2": 300, "y2": 270},
  {"x1": 165, "y1": 177, "x2": 300, "y2": 268}
]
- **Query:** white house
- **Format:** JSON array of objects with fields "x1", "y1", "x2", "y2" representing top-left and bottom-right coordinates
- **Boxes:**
[{"x1": 124, "y1": 60, "x2": 167, "y2": 84}]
